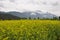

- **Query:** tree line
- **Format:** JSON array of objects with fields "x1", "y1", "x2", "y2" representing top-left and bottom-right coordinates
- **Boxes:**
[{"x1": 0, "y1": 16, "x2": 60, "y2": 20}]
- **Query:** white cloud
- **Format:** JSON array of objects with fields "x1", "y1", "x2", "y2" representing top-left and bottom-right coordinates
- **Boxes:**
[{"x1": 0, "y1": 0, "x2": 60, "y2": 16}]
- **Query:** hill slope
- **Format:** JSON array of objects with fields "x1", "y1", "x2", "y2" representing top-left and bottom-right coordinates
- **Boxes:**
[{"x1": 0, "y1": 12, "x2": 21, "y2": 20}]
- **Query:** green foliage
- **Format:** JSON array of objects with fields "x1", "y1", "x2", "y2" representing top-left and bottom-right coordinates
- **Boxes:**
[
  {"x1": 53, "y1": 17, "x2": 58, "y2": 20},
  {"x1": 34, "y1": 18, "x2": 36, "y2": 20},
  {"x1": 29, "y1": 17, "x2": 31, "y2": 19},
  {"x1": 59, "y1": 16, "x2": 60, "y2": 20},
  {"x1": 37, "y1": 17, "x2": 40, "y2": 19},
  {"x1": 0, "y1": 20, "x2": 60, "y2": 40}
]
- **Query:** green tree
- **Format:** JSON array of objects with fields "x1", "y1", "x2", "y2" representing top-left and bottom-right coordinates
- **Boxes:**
[
  {"x1": 37, "y1": 17, "x2": 40, "y2": 20},
  {"x1": 53, "y1": 17, "x2": 58, "y2": 20},
  {"x1": 59, "y1": 16, "x2": 60, "y2": 20},
  {"x1": 34, "y1": 18, "x2": 36, "y2": 20},
  {"x1": 29, "y1": 17, "x2": 31, "y2": 19}
]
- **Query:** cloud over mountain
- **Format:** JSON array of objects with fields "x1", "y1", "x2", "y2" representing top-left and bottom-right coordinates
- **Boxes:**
[{"x1": 0, "y1": 0, "x2": 60, "y2": 16}]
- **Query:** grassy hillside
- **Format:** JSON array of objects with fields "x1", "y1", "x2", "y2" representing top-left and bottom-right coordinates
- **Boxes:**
[{"x1": 0, "y1": 20, "x2": 60, "y2": 40}]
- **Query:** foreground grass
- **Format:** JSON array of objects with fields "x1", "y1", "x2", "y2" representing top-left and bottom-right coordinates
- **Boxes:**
[{"x1": 0, "y1": 20, "x2": 60, "y2": 40}]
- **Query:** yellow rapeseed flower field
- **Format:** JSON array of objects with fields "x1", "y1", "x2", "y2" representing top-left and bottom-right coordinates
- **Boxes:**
[{"x1": 0, "y1": 20, "x2": 60, "y2": 40}]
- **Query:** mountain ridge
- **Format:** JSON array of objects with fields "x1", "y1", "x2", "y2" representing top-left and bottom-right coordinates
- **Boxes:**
[{"x1": 0, "y1": 11, "x2": 57, "y2": 20}]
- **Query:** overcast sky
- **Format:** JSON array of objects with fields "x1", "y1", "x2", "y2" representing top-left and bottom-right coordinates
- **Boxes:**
[{"x1": 0, "y1": 0, "x2": 60, "y2": 16}]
